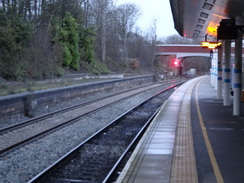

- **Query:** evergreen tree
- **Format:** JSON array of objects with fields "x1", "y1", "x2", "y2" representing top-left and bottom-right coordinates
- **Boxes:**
[
  {"x1": 55, "y1": 12, "x2": 80, "y2": 70},
  {"x1": 79, "y1": 27, "x2": 96, "y2": 64}
]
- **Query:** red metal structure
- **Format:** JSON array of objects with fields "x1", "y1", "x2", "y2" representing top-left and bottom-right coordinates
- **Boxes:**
[{"x1": 155, "y1": 44, "x2": 211, "y2": 57}]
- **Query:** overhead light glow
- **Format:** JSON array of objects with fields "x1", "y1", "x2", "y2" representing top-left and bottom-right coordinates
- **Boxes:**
[
  {"x1": 201, "y1": 41, "x2": 222, "y2": 49},
  {"x1": 212, "y1": 13, "x2": 227, "y2": 19},
  {"x1": 207, "y1": 26, "x2": 217, "y2": 36}
]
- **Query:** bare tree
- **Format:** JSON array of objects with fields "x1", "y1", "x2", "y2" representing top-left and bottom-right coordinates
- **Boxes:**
[
  {"x1": 116, "y1": 3, "x2": 140, "y2": 62},
  {"x1": 163, "y1": 34, "x2": 199, "y2": 44},
  {"x1": 148, "y1": 18, "x2": 158, "y2": 65},
  {"x1": 89, "y1": 0, "x2": 114, "y2": 62},
  {"x1": 103, "y1": 7, "x2": 121, "y2": 62}
]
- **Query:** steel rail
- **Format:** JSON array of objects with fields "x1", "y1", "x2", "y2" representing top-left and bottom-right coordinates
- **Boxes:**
[
  {"x1": 102, "y1": 107, "x2": 161, "y2": 183},
  {"x1": 0, "y1": 81, "x2": 183, "y2": 154},
  {"x1": 27, "y1": 83, "x2": 183, "y2": 183},
  {"x1": 0, "y1": 82, "x2": 165, "y2": 133}
]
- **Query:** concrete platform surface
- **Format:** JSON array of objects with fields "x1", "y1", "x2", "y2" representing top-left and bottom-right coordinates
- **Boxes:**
[{"x1": 116, "y1": 76, "x2": 244, "y2": 183}]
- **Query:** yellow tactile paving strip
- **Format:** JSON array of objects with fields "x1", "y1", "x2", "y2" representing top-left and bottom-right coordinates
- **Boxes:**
[{"x1": 170, "y1": 81, "x2": 198, "y2": 183}]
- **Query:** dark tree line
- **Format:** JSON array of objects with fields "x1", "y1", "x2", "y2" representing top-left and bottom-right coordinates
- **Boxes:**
[{"x1": 0, "y1": 0, "x2": 157, "y2": 80}]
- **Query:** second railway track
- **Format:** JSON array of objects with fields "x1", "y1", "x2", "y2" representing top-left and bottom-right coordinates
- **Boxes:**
[
  {"x1": 28, "y1": 84, "x2": 180, "y2": 183},
  {"x1": 0, "y1": 80, "x2": 183, "y2": 154},
  {"x1": 0, "y1": 79, "x2": 185, "y2": 182}
]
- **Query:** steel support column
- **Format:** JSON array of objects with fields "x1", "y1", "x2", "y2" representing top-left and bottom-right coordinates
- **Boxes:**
[
  {"x1": 211, "y1": 64, "x2": 214, "y2": 86},
  {"x1": 214, "y1": 50, "x2": 218, "y2": 90},
  {"x1": 217, "y1": 48, "x2": 223, "y2": 99},
  {"x1": 233, "y1": 31, "x2": 242, "y2": 115},
  {"x1": 223, "y1": 40, "x2": 231, "y2": 106}
]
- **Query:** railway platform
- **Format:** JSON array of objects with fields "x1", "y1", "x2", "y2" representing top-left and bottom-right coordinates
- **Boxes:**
[{"x1": 116, "y1": 75, "x2": 244, "y2": 183}]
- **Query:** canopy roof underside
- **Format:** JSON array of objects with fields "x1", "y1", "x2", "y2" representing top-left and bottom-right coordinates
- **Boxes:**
[{"x1": 170, "y1": 0, "x2": 244, "y2": 41}]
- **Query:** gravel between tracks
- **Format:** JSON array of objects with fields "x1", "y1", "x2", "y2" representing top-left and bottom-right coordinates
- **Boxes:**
[{"x1": 0, "y1": 85, "x2": 173, "y2": 183}]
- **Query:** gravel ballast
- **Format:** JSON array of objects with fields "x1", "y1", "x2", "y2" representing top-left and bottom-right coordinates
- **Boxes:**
[{"x1": 0, "y1": 85, "x2": 175, "y2": 183}]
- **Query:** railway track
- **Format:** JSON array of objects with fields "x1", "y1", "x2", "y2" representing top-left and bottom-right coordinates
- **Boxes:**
[
  {"x1": 0, "y1": 80, "x2": 183, "y2": 155},
  {"x1": 28, "y1": 84, "x2": 181, "y2": 183}
]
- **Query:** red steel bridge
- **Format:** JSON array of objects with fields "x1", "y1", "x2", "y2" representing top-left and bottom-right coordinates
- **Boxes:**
[{"x1": 155, "y1": 44, "x2": 244, "y2": 58}]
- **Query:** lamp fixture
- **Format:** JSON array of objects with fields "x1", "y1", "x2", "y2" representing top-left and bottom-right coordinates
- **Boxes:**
[
  {"x1": 198, "y1": 19, "x2": 206, "y2": 24},
  {"x1": 200, "y1": 12, "x2": 209, "y2": 19},
  {"x1": 203, "y1": 3, "x2": 213, "y2": 10},
  {"x1": 196, "y1": 24, "x2": 203, "y2": 29}
]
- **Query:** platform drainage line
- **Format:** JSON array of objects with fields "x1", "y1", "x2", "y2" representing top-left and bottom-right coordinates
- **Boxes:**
[{"x1": 170, "y1": 79, "x2": 198, "y2": 183}]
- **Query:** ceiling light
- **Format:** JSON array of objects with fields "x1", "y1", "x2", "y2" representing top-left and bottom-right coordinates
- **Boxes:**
[
  {"x1": 203, "y1": 3, "x2": 213, "y2": 10},
  {"x1": 205, "y1": 0, "x2": 216, "y2": 4},
  {"x1": 200, "y1": 12, "x2": 209, "y2": 19},
  {"x1": 195, "y1": 30, "x2": 201, "y2": 34},
  {"x1": 193, "y1": 34, "x2": 199, "y2": 38},
  {"x1": 196, "y1": 24, "x2": 203, "y2": 29},
  {"x1": 198, "y1": 19, "x2": 206, "y2": 24}
]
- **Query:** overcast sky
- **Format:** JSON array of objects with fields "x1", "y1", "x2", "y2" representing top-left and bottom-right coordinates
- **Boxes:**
[{"x1": 116, "y1": 0, "x2": 179, "y2": 38}]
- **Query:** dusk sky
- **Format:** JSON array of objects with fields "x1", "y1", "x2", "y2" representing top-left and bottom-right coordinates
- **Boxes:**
[{"x1": 116, "y1": 0, "x2": 179, "y2": 38}]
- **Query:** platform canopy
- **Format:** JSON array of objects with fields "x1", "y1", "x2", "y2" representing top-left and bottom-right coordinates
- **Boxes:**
[{"x1": 170, "y1": 0, "x2": 244, "y2": 41}]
